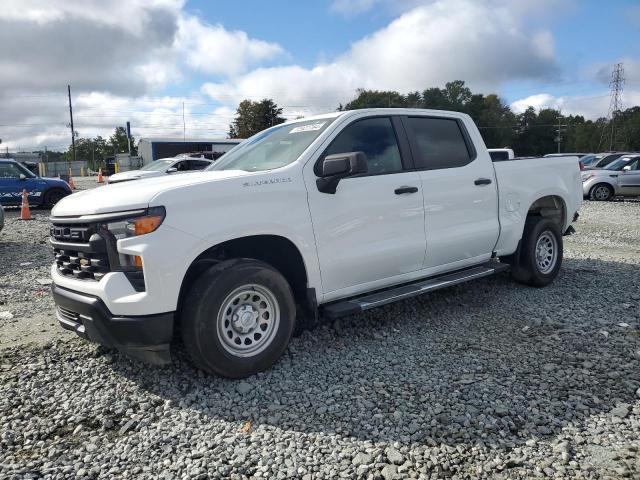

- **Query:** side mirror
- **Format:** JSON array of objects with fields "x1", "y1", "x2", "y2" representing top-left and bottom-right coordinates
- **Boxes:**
[
  {"x1": 622, "y1": 165, "x2": 631, "y2": 171},
  {"x1": 316, "y1": 152, "x2": 368, "y2": 194},
  {"x1": 166, "y1": 167, "x2": 178, "y2": 173},
  {"x1": 19, "y1": 174, "x2": 26, "y2": 181}
]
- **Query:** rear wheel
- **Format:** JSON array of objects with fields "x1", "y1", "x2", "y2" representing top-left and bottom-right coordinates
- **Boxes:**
[
  {"x1": 505, "y1": 217, "x2": 563, "y2": 287},
  {"x1": 589, "y1": 183, "x2": 613, "y2": 201},
  {"x1": 181, "y1": 259, "x2": 296, "y2": 378}
]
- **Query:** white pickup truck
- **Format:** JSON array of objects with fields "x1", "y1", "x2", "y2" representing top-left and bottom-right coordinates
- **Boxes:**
[{"x1": 49, "y1": 109, "x2": 582, "y2": 378}]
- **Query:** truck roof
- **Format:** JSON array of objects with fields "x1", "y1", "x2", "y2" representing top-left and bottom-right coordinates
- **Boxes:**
[{"x1": 290, "y1": 108, "x2": 471, "y2": 124}]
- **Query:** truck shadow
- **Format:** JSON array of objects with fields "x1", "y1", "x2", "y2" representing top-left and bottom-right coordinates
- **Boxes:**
[{"x1": 111, "y1": 256, "x2": 640, "y2": 447}]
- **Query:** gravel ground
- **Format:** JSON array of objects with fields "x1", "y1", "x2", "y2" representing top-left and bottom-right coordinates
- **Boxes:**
[{"x1": 0, "y1": 196, "x2": 639, "y2": 479}]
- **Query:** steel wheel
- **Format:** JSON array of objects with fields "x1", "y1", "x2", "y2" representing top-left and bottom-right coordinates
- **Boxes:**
[
  {"x1": 216, "y1": 284, "x2": 280, "y2": 357},
  {"x1": 592, "y1": 184, "x2": 612, "y2": 201},
  {"x1": 535, "y1": 231, "x2": 558, "y2": 274}
]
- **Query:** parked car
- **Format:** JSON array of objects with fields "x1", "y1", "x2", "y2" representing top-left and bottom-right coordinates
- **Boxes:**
[
  {"x1": 544, "y1": 152, "x2": 589, "y2": 158},
  {"x1": 0, "y1": 159, "x2": 72, "y2": 207},
  {"x1": 487, "y1": 148, "x2": 515, "y2": 161},
  {"x1": 106, "y1": 155, "x2": 213, "y2": 184},
  {"x1": 582, "y1": 154, "x2": 640, "y2": 200},
  {"x1": 588, "y1": 152, "x2": 633, "y2": 170},
  {"x1": 49, "y1": 108, "x2": 582, "y2": 378}
]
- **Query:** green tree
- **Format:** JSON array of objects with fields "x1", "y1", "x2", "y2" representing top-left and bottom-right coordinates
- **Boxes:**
[
  {"x1": 343, "y1": 89, "x2": 408, "y2": 109},
  {"x1": 109, "y1": 126, "x2": 136, "y2": 155},
  {"x1": 229, "y1": 99, "x2": 285, "y2": 138}
]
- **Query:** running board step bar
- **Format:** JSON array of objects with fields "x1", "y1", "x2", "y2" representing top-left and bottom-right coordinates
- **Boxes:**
[{"x1": 322, "y1": 261, "x2": 509, "y2": 319}]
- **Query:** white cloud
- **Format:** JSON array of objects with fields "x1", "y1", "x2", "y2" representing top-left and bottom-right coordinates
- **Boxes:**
[
  {"x1": 0, "y1": 1, "x2": 288, "y2": 149},
  {"x1": 0, "y1": 0, "x2": 184, "y2": 34},
  {"x1": 174, "y1": 16, "x2": 285, "y2": 76},
  {"x1": 510, "y1": 94, "x2": 562, "y2": 114},
  {"x1": 203, "y1": 0, "x2": 559, "y2": 110}
]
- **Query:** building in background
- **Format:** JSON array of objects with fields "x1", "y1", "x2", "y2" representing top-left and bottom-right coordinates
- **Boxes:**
[{"x1": 137, "y1": 138, "x2": 242, "y2": 165}]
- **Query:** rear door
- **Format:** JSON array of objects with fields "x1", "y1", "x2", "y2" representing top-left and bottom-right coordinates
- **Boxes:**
[
  {"x1": 618, "y1": 156, "x2": 640, "y2": 196},
  {"x1": 403, "y1": 115, "x2": 500, "y2": 269}
]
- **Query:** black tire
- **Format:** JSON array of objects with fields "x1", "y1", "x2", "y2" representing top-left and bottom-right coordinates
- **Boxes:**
[
  {"x1": 589, "y1": 183, "x2": 613, "y2": 201},
  {"x1": 181, "y1": 259, "x2": 296, "y2": 378},
  {"x1": 43, "y1": 188, "x2": 67, "y2": 208},
  {"x1": 506, "y1": 217, "x2": 563, "y2": 287}
]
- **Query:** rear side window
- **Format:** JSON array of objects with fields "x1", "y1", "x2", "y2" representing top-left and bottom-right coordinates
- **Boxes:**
[
  {"x1": 407, "y1": 117, "x2": 473, "y2": 170},
  {"x1": 322, "y1": 117, "x2": 403, "y2": 175}
]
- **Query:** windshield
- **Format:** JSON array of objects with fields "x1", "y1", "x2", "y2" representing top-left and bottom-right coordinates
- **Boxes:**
[
  {"x1": 606, "y1": 157, "x2": 633, "y2": 170},
  {"x1": 15, "y1": 162, "x2": 37, "y2": 178},
  {"x1": 140, "y1": 159, "x2": 174, "y2": 171},
  {"x1": 209, "y1": 118, "x2": 335, "y2": 172}
]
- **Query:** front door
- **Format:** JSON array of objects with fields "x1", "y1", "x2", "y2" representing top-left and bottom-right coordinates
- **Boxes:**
[
  {"x1": 0, "y1": 162, "x2": 41, "y2": 205},
  {"x1": 305, "y1": 116, "x2": 426, "y2": 297},
  {"x1": 618, "y1": 157, "x2": 640, "y2": 196},
  {"x1": 402, "y1": 115, "x2": 500, "y2": 269}
]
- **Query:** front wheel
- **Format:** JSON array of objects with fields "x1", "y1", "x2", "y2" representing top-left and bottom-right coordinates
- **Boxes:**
[
  {"x1": 43, "y1": 188, "x2": 67, "y2": 208},
  {"x1": 590, "y1": 183, "x2": 613, "y2": 201},
  {"x1": 181, "y1": 259, "x2": 296, "y2": 378},
  {"x1": 506, "y1": 217, "x2": 563, "y2": 287}
]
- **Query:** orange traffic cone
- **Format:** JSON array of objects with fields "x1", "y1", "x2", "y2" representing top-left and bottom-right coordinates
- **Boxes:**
[
  {"x1": 20, "y1": 189, "x2": 32, "y2": 220},
  {"x1": 68, "y1": 176, "x2": 76, "y2": 190},
  {"x1": 97, "y1": 168, "x2": 104, "y2": 184}
]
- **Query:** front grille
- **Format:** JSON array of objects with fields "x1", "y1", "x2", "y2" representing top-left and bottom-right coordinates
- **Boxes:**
[{"x1": 50, "y1": 224, "x2": 111, "y2": 281}]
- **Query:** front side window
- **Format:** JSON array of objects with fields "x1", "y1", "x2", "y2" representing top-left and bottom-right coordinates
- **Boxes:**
[
  {"x1": 407, "y1": 117, "x2": 472, "y2": 170},
  {"x1": 0, "y1": 163, "x2": 26, "y2": 179},
  {"x1": 173, "y1": 160, "x2": 190, "y2": 172},
  {"x1": 607, "y1": 157, "x2": 638, "y2": 171},
  {"x1": 322, "y1": 117, "x2": 403, "y2": 175},
  {"x1": 189, "y1": 160, "x2": 210, "y2": 170}
]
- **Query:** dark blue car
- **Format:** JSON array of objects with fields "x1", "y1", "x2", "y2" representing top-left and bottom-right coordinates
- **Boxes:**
[{"x1": 0, "y1": 159, "x2": 72, "y2": 208}]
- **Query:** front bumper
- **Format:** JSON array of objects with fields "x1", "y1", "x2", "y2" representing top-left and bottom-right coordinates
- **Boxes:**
[{"x1": 52, "y1": 283, "x2": 174, "y2": 365}]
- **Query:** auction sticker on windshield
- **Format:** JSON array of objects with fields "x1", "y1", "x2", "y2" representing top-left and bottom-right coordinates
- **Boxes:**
[{"x1": 289, "y1": 122, "x2": 326, "y2": 134}]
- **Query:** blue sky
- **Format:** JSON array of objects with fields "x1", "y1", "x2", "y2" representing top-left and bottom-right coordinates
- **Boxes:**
[
  {"x1": 185, "y1": 0, "x2": 640, "y2": 106},
  {"x1": 1, "y1": 0, "x2": 639, "y2": 149}
]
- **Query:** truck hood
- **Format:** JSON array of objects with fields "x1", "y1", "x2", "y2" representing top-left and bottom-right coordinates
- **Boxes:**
[{"x1": 52, "y1": 170, "x2": 246, "y2": 217}]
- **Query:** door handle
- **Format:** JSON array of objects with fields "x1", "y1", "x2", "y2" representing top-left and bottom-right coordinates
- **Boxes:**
[
  {"x1": 474, "y1": 178, "x2": 492, "y2": 186},
  {"x1": 394, "y1": 186, "x2": 418, "y2": 195}
]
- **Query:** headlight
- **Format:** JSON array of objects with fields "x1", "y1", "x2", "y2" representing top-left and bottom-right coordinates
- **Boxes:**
[
  {"x1": 101, "y1": 207, "x2": 165, "y2": 268},
  {"x1": 103, "y1": 206, "x2": 165, "y2": 240}
]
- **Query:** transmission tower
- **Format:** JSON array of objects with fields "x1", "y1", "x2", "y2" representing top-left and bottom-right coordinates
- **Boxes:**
[{"x1": 599, "y1": 62, "x2": 625, "y2": 151}]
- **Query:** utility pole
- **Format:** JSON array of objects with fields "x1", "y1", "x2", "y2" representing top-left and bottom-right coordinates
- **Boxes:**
[
  {"x1": 67, "y1": 85, "x2": 76, "y2": 165},
  {"x1": 555, "y1": 110, "x2": 566, "y2": 153},
  {"x1": 182, "y1": 101, "x2": 186, "y2": 143},
  {"x1": 598, "y1": 63, "x2": 625, "y2": 151},
  {"x1": 126, "y1": 121, "x2": 132, "y2": 156}
]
